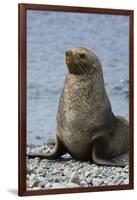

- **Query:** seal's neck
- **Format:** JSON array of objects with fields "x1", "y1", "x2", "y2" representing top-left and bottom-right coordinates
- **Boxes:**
[
  {"x1": 66, "y1": 68, "x2": 106, "y2": 99},
  {"x1": 67, "y1": 67, "x2": 105, "y2": 86}
]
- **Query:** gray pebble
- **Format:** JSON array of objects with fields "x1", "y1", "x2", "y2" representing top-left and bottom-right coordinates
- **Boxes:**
[
  {"x1": 27, "y1": 144, "x2": 129, "y2": 189},
  {"x1": 80, "y1": 180, "x2": 88, "y2": 186},
  {"x1": 64, "y1": 169, "x2": 71, "y2": 176},
  {"x1": 78, "y1": 168, "x2": 82, "y2": 173},
  {"x1": 84, "y1": 171, "x2": 91, "y2": 177},
  {"x1": 53, "y1": 176, "x2": 60, "y2": 182},
  {"x1": 44, "y1": 182, "x2": 51, "y2": 188},
  {"x1": 26, "y1": 174, "x2": 30, "y2": 179},
  {"x1": 79, "y1": 163, "x2": 85, "y2": 168},
  {"x1": 66, "y1": 183, "x2": 80, "y2": 188},
  {"x1": 86, "y1": 177, "x2": 92, "y2": 184},
  {"x1": 70, "y1": 172, "x2": 80, "y2": 184},
  {"x1": 36, "y1": 168, "x2": 44, "y2": 174},
  {"x1": 91, "y1": 172, "x2": 98, "y2": 178},
  {"x1": 38, "y1": 180, "x2": 48, "y2": 187},
  {"x1": 29, "y1": 180, "x2": 39, "y2": 188},
  {"x1": 123, "y1": 179, "x2": 129, "y2": 185},
  {"x1": 51, "y1": 183, "x2": 64, "y2": 188},
  {"x1": 29, "y1": 174, "x2": 37, "y2": 181},
  {"x1": 31, "y1": 186, "x2": 42, "y2": 190},
  {"x1": 52, "y1": 169, "x2": 58, "y2": 175},
  {"x1": 92, "y1": 178, "x2": 104, "y2": 186}
]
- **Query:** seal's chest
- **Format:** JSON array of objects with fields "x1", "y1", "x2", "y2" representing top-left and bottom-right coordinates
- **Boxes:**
[
  {"x1": 64, "y1": 87, "x2": 93, "y2": 117},
  {"x1": 62, "y1": 129, "x2": 91, "y2": 160}
]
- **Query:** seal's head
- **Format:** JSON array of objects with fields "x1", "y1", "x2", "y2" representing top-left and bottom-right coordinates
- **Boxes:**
[{"x1": 65, "y1": 47, "x2": 100, "y2": 75}]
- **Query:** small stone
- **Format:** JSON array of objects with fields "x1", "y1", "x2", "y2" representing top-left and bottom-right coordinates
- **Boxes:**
[
  {"x1": 123, "y1": 179, "x2": 129, "y2": 185},
  {"x1": 66, "y1": 183, "x2": 80, "y2": 188},
  {"x1": 84, "y1": 171, "x2": 91, "y2": 177},
  {"x1": 36, "y1": 168, "x2": 44, "y2": 174},
  {"x1": 27, "y1": 168, "x2": 33, "y2": 175},
  {"x1": 123, "y1": 167, "x2": 129, "y2": 172},
  {"x1": 112, "y1": 176, "x2": 121, "y2": 184},
  {"x1": 59, "y1": 166, "x2": 65, "y2": 170},
  {"x1": 79, "y1": 163, "x2": 84, "y2": 168},
  {"x1": 52, "y1": 169, "x2": 58, "y2": 175},
  {"x1": 86, "y1": 177, "x2": 92, "y2": 184},
  {"x1": 79, "y1": 175, "x2": 85, "y2": 181},
  {"x1": 29, "y1": 174, "x2": 36, "y2": 181},
  {"x1": 31, "y1": 186, "x2": 42, "y2": 190},
  {"x1": 64, "y1": 168, "x2": 71, "y2": 176},
  {"x1": 38, "y1": 176, "x2": 45, "y2": 181},
  {"x1": 91, "y1": 164, "x2": 98, "y2": 167},
  {"x1": 92, "y1": 178, "x2": 104, "y2": 186},
  {"x1": 91, "y1": 172, "x2": 98, "y2": 178},
  {"x1": 44, "y1": 182, "x2": 51, "y2": 188},
  {"x1": 31, "y1": 164, "x2": 38, "y2": 170},
  {"x1": 26, "y1": 180, "x2": 29, "y2": 187},
  {"x1": 80, "y1": 180, "x2": 88, "y2": 186},
  {"x1": 98, "y1": 173, "x2": 104, "y2": 178},
  {"x1": 64, "y1": 177, "x2": 68, "y2": 182},
  {"x1": 70, "y1": 171, "x2": 80, "y2": 184},
  {"x1": 103, "y1": 180, "x2": 109, "y2": 184},
  {"x1": 78, "y1": 168, "x2": 82, "y2": 173},
  {"x1": 29, "y1": 180, "x2": 39, "y2": 188},
  {"x1": 51, "y1": 183, "x2": 63, "y2": 188},
  {"x1": 38, "y1": 180, "x2": 48, "y2": 187},
  {"x1": 26, "y1": 174, "x2": 30, "y2": 179},
  {"x1": 117, "y1": 179, "x2": 125, "y2": 185},
  {"x1": 92, "y1": 167, "x2": 99, "y2": 174},
  {"x1": 125, "y1": 165, "x2": 129, "y2": 169},
  {"x1": 53, "y1": 177, "x2": 59, "y2": 182},
  {"x1": 116, "y1": 167, "x2": 122, "y2": 172}
]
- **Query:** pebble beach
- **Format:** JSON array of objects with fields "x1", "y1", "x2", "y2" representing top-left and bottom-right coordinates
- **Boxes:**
[{"x1": 26, "y1": 140, "x2": 129, "y2": 190}]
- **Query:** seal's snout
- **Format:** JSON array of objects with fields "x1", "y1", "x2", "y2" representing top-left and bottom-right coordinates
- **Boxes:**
[
  {"x1": 65, "y1": 49, "x2": 72, "y2": 57},
  {"x1": 65, "y1": 50, "x2": 77, "y2": 66},
  {"x1": 65, "y1": 47, "x2": 94, "y2": 75},
  {"x1": 65, "y1": 50, "x2": 71, "y2": 63}
]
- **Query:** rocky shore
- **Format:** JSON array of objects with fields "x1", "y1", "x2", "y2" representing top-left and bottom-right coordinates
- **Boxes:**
[{"x1": 26, "y1": 141, "x2": 129, "y2": 190}]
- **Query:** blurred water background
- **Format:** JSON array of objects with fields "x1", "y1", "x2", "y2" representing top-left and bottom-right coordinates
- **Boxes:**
[{"x1": 27, "y1": 10, "x2": 129, "y2": 145}]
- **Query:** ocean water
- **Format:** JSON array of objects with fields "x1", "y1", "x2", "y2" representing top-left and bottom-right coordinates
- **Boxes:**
[{"x1": 27, "y1": 10, "x2": 129, "y2": 145}]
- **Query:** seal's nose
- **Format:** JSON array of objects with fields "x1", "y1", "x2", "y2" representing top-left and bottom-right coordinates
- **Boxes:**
[
  {"x1": 65, "y1": 50, "x2": 72, "y2": 63},
  {"x1": 65, "y1": 50, "x2": 79, "y2": 65}
]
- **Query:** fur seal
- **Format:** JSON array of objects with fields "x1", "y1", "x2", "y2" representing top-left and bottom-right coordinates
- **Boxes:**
[{"x1": 28, "y1": 47, "x2": 129, "y2": 166}]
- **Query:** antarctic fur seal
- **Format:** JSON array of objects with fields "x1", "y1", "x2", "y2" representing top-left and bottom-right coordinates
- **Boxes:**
[{"x1": 28, "y1": 47, "x2": 129, "y2": 166}]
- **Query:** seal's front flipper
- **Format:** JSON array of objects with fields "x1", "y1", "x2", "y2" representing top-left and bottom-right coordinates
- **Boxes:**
[
  {"x1": 27, "y1": 135, "x2": 67, "y2": 160},
  {"x1": 92, "y1": 140, "x2": 126, "y2": 167}
]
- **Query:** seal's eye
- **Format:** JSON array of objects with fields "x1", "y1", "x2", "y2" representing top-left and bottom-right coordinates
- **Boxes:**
[
  {"x1": 79, "y1": 53, "x2": 86, "y2": 59},
  {"x1": 66, "y1": 51, "x2": 69, "y2": 57}
]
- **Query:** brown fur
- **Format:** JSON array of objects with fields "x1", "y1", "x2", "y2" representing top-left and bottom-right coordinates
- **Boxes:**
[{"x1": 28, "y1": 47, "x2": 129, "y2": 166}]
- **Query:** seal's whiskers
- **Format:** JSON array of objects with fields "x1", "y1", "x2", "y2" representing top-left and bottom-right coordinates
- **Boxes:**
[{"x1": 78, "y1": 61, "x2": 86, "y2": 73}]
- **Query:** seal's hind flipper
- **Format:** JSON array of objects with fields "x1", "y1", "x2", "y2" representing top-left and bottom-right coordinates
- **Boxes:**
[
  {"x1": 27, "y1": 135, "x2": 67, "y2": 160},
  {"x1": 92, "y1": 143, "x2": 126, "y2": 167}
]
